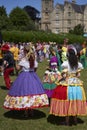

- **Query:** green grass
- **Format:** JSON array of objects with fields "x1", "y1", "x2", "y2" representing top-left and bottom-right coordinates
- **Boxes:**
[{"x1": 0, "y1": 59, "x2": 87, "y2": 130}]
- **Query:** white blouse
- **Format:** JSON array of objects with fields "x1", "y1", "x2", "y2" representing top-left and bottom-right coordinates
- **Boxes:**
[
  {"x1": 18, "y1": 57, "x2": 38, "y2": 72},
  {"x1": 61, "y1": 61, "x2": 83, "y2": 73}
]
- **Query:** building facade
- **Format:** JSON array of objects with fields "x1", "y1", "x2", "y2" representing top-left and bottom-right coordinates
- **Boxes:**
[{"x1": 41, "y1": 0, "x2": 87, "y2": 34}]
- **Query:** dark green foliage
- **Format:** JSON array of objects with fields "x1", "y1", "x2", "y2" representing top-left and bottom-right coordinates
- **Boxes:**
[
  {"x1": 2, "y1": 31, "x2": 85, "y2": 44},
  {"x1": 0, "y1": 6, "x2": 7, "y2": 16},
  {"x1": 0, "y1": 5, "x2": 37, "y2": 31},
  {"x1": 9, "y1": 7, "x2": 36, "y2": 31},
  {"x1": 0, "y1": 6, "x2": 10, "y2": 30},
  {"x1": 69, "y1": 24, "x2": 84, "y2": 35}
]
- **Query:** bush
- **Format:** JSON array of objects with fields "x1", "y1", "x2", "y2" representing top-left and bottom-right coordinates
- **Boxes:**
[{"x1": 2, "y1": 30, "x2": 85, "y2": 44}]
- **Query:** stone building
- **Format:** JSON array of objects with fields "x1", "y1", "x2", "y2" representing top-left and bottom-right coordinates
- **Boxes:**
[{"x1": 41, "y1": 0, "x2": 87, "y2": 34}]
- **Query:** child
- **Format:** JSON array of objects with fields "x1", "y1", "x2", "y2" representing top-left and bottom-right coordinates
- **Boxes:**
[
  {"x1": 43, "y1": 47, "x2": 61, "y2": 104},
  {"x1": 43, "y1": 67, "x2": 61, "y2": 105},
  {"x1": 3, "y1": 44, "x2": 49, "y2": 117}
]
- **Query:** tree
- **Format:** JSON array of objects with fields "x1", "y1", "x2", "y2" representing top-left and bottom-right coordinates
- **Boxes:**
[
  {"x1": 74, "y1": 24, "x2": 84, "y2": 35},
  {"x1": 69, "y1": 24, "x2": 84, "y2": 35},
  {"x1": 0, "y1": 6, "x2": 7, "y2": 16},
  {"x1": 9, "y1": 7, "x2": 36, "y2": 31},
  {"x1": 0, "y1": 6, "x2": 10, "y2": 30}
]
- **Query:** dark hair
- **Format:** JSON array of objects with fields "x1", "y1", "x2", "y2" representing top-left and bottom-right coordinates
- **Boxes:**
[
  {"x1": 29, "y1": 54, "x2": 35, "y2": 69},
  {"x1": 67, "y1": 49, "x2": 78, "y2": 70}
]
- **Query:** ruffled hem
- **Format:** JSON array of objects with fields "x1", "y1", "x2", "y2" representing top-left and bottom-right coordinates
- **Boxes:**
[
  {"x1": 3, "y1": 104, "x2": 49, "y2": 110},
  {"x1": 50, "y1": 99, "x2": 87, "y2": 116},
  {"x1": 4, "y1": 94, "x2": 49, "y2": 110}
]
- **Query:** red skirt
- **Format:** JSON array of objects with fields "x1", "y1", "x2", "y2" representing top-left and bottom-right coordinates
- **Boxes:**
[{"x1": 52, "y1": 85, "x2": 67, "y2": 100}]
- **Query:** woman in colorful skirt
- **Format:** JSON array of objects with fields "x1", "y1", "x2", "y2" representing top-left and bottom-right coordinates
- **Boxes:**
[
  {"x1": 3, "y1": 44, "x2": 49, "y2": 117},
  {"x1": 43, "y1": 49, "x2": 61, "y2": 105},
  {"x1": 50, "y1": 45, "x2": 87, "y2": 125},
  {"x1": 43, "y1": 68, "x2": 61, "y2": 105}
]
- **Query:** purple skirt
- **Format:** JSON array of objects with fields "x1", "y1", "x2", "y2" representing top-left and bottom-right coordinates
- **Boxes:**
[
  {"x1": 4, "y1": 71, "x2": 49, "y2": 110},
  {"x1": 9, "y1": 71, "x2": 45, "y2": 96}
]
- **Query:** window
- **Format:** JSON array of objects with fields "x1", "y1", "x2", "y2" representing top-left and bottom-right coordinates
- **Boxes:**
[
  {"x1": 45, "y1": 24, "x2": 48, "y2": 30},
  {"x1": 45, "y1": 0, "x2": 49, "y2": 4},
  {"x1": 68, "y1": 20, "x2": 71, "y2": 24},
  {"x1": 56, "y1": 29, "x2": 60, "y2": 33},
  {"x1": 68, "y1": 6, "x2": 71, "y2": 9},
  {"x1": 68, "y1": 12, "x2": 71, "y2": 16},
  {"x1": 56, "y1": 14, "x2": 59, "y2": 18}
]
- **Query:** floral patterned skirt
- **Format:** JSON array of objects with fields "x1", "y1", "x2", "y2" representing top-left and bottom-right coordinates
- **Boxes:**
[
  {"x1": 43, "y1": 72, "x2": 61, "y2": 98},
  {"x1": 3, "y1": 71, "x2": 49, "y2": 110}
]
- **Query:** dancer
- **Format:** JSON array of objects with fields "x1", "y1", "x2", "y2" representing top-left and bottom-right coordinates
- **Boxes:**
[
  {"x1": 43, "y1": 48, "x2": 61, "y2": 105},
  {"x1": 3, "y1": 44, "x2": 49, "y2": 117},
  {"x1": 50, "y1": 45, "x2": 87, "y2": 125},
  {"x1": 1, "y1": 44, "x2": 14, "y2": 89}
]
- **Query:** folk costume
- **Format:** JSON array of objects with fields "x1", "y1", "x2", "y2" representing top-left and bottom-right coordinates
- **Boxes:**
[
  {"x1": 4, "y1": 44, "x2": 49, "y2": 110},
  {"x1": 1, "y1": 44, "x2": 14, "y2": 89},
  {"x1": 50, "y1": 45, "x2": 87, "y2": 120},
  {"x1": 43, "y1": 48, "x2": 61, "y2": 102}
]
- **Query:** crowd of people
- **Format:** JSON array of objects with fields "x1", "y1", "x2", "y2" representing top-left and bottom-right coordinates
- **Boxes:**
[{"x1": 0, "y1": 38, "x2": 87, "y2": 126}]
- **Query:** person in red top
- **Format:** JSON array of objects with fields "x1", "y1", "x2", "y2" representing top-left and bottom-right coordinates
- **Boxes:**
[{"x1": 1, "y1": 44, "x2": 14, "y2": 89}]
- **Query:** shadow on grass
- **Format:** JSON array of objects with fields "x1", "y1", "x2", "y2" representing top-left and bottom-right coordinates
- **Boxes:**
[
  {"x1": 4, "y1": 109, "x2": 46, "y2": 120},
  {"x1": 47, "y1": 115, "x2": 84, "y2": 126},
  {"x1": 0, "y1": 86, "x2": 8, "y2": 90}
]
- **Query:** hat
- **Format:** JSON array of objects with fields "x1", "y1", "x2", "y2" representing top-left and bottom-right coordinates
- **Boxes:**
[{"x1": 1, "y1": 44, "x2": 10, "y2": 51}]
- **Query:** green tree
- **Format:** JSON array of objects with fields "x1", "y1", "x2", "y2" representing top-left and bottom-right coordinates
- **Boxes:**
[
  {"x1": 0, "y1": 6, "x2": 10, "y2": 30},
  {"x1": 69, "y1": 24, "x2": 84, "y2": 35},
  {"x1": 74, "y1": 24, "x2": 84, "y2": 35},
  {"x1": 9, "y1": 7, "x2": 36, "y2": 31}
]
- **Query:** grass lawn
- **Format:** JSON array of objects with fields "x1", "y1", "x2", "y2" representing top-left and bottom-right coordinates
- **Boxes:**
[{"x1": 0, "y1": 59, "x2": 87, "y2": 130}]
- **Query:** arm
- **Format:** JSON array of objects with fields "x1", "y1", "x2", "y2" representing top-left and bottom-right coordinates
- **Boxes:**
[
  {"x1": 61, "y1": 61, "x2": 68, "y2": 70},
  {"x1": 16, "y1": 58, "x2": 24, "y2": 71},
  {"x1": 78, "y1": 62, "x2": 83, "y2": 70},
  {"x1": 34, "y1": 60, "x2": 38, "y2": 72},
  {"x1": 16, "y1": 64, "x2": 22, "y2": 71}
]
